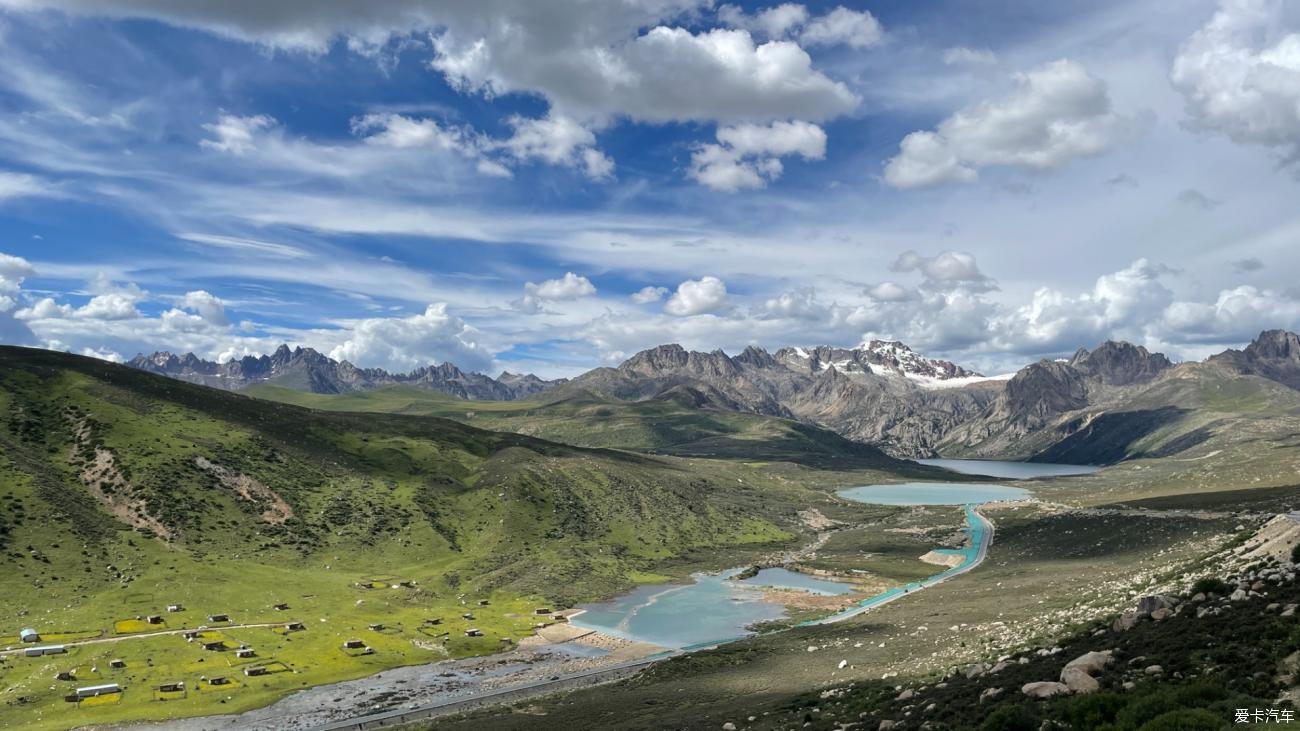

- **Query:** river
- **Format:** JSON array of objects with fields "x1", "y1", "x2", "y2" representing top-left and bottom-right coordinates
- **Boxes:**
[{"x1": 571, "y1": 459, "x2": 1085, "y2": 644}]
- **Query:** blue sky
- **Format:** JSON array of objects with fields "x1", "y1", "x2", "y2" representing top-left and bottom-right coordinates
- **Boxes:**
[{"x1": 1, "y1": 0, "x2": 1300, "y2": 377}]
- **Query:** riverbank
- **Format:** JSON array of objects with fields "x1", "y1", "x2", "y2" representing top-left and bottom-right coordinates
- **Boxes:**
[{"x1": 106, "y1": 625, "x2": 665, "y2": 731}]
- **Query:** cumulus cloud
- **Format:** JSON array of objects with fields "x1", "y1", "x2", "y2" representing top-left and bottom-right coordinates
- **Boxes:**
[
  {"x1": 1162, "y1": 284, "x2": 1300, "y2": 343},
  {"x1": 352, "y1": 112, "x2": 473, "y2": 151},
  {"x1": 329, "y1": 303, "x2": 493, "y2": 372},
  {"x1": 1171, "y1": 0, "x2": 1300, "y2": 153},
  {"x1": 0, "y1": 253, "x2": 37, "y2": 344},
  {"x1": 513, "y1": 272, "x2": 597, "y2": 313},
  {"x1": 200, "y1": 113, "x2": 275, "y2": 155},
  {"x1": 664, "y1": 276, "x2": 729, "y2": 316},
  {"x1": 757, "y1": 287, "x2": 827, "y2": 320},
  {"x1": 883, "y1": 59, "x2": 1138, "y2": 189},
  {"x1": 798, "y1": 6, "x2": 883, "y2": 49},
  {"x1": 719, "y1": 4, "x2": 883, "y2": 49},
  {"x1": 865, "y1": 281, "x2": 914, "y2": 302},
  {"x1": 630, "y1": 286, "x2": 668, "y2": 304},
  {"x1": 688, "y1": 120, "x2": 826, "y2": 191},
  {"x1": 17, "y1": 0, "x2": 860, "y2": 125},
  {"x1": 890, "y1": 250, "x2": 996, "y2": 291},
  {"x1": 181, "y1": 290, "x2": 230, "y2": 326},
  {"x1": 494, "y1": 114, "x2": 614, "y2": 181}
]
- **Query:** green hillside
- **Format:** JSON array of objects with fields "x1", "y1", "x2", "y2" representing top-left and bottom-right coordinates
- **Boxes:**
[
  {"x1": 244, "y1": 383, "x2": 916, "y2": 470},
  {"x1": 0, "y1": 346, "x2": 874, "y2": 730}
]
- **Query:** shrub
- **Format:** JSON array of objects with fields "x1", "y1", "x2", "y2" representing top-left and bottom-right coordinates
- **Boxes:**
[
  {"x1": 980, "y1": 704, "x2": 1040, "y2": 731},
  {"x1": 1191, "y1": 577, "x2": 1232, "y2": 595},
  {"x1": 1136, "y1": 708, "x2": 1224, "y2": 731}
]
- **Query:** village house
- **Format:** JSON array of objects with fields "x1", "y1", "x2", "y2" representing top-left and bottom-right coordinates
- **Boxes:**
[
  {"x1": 55, "y1": 671, "x2": 75, "y2": 681},
  {"x1": 235, "y1": 648, "x2": 256, "y2": 659},
  {"x1": 146, "y1": 615, "x2": 164, "y2": 624},
  {"x1": 285, "y1": 621, "x2": 306, "y2": 631},
  {"x1": 19, "y1": 628, "x2": 39, "y2": 643},
  {"x1": 464, "y1": 628, "x2": 483, "y2": 637},
  {"x1": 157, "y1": 681, "x2": 184, "y2": 693},
  {"x1": 202, "y1": 641, "x2": 225, "y2": 651},
  {"x1": 207, "y1": 613, "x2": 230, "y2": 622},
  {"x1": 243, "y1": 666, "x2": 268, "y2": 677},
  {"x1": 25, "y1": 645, "x2": 65, "y2": 657},
  {"x1": 166, "y1": 604, "x2": 183, "y2": 612},
  {"x1": 208, "y1": 677, "x2": 230, "y2": 686},
  {"x1": 342, "y1": 639, "x2": 366, "y2": 649},
  {"x1": 109, "y1": 659, "x2": 126, "y2": 669},
  {"x1": 75, "y1": 684, "x2": 121, "y2": 699}
]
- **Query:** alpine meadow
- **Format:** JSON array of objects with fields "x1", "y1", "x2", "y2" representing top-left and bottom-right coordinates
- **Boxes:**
[{"x1": 4, "y1": 2, "x2": 1300, "y2": 731}]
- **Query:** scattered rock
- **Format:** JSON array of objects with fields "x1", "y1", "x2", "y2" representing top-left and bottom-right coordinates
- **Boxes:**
[
  {"x1": 723, "y1": 723, "x2": 736, "y2": 731},
  {"x1": 979, "y1": 687, "x2": 1004, "y2": 703},
  {"x1": 1144, "y1": 665, "x2": 1163, "y2": 675},
  {"x1": 1022, "y1": 681, "x2": 1070, "y2": 699},
  {"x1": 1112, "y1": 610, "x2": 1138, "y2": 632},
  {"x1": 1230, "y1": 589, "x2": 1248, "y2": 601},
  {"x1": 897, "y1": 689, "x2": 914, "y2": 701},
  {"x1": 1282, "y1": 604, "x2": 1298, "y2": 617},
  {"x1": 1136, "y1": 595, "x2": 1177, "y2": 615}
]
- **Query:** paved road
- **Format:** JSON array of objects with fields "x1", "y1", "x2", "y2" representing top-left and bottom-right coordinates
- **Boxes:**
[{"x1": 0, "y1": 622, "x2": 286, "y2": 658}]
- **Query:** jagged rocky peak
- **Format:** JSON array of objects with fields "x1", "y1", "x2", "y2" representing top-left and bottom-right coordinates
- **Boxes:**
[
  {"x1": 1067, "y1": 340, "x2": 1173, "y2": 386},
  {"x1": 1245, "y1": 329, "x2": 1300, "y2": 361},
  {"x1": 774, "y1": 339, "x2": 981, "y2": 383},
  {"x1": 126, "y1": 345, "x2": 561, "y2": 400},
  {"x1": 997, "y1": 359, "x2": 1090, "y2": 428},
  {"x1": 617, "y1": 344, "x2": 740, "y2": 378},
  {"x1": 1208, "y1": 329, "x2": 1300, "y2": 390}
]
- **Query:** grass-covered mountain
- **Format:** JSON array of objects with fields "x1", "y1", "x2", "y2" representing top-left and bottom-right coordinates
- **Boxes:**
[
  {"x1": 0, "y1": 345, "x2": 895, "y2": 730},
  {"x1": 244, "y1": 382, "x2": 918, "y2": 471}
]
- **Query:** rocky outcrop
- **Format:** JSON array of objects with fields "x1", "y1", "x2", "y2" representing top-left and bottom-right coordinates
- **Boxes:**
[
  {"x1": 1059, "y1": 651, "x2": 1111, "y2": 694},
  {"x1": 1068, "y1": 341, "x2": 1172, "y2": 386},
  {"x1": 1208, "y1": 329, "x2": 1300, "y2": 390},
  {"x1": 128, "y1": 345, "x2": 564, "y2": 399},
  {"x1": 1021, "y1": 681, "x2": 1070, "y2": 698}
]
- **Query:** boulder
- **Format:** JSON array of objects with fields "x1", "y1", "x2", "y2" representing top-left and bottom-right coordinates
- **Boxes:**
[
  {"x1": 1144, "y1": 665, "x2": 1163, "y2": 675},
  {"x1": 1022, "y1": 681, "x2": 1071, "y2": 699},
  {"x1": 1060, "y1": 668, "x2": 1100, "y2": 694},
  {"x1": 896, "y1": 689, "x2": 914, "y2": 701},
  {"x1": 1230, "y1": 589, "x2": 1248, "y2": 601},
  {"x1": 1150, "y1": 607, "x2": 1172, "y2": 621},
  {"x1": 1112, "y1": 610, "x2": 1139, "y2": 632},
  {"x1": 1282, "y1": 604, "x2": 1298, "y2": 617},
  {"x1": 723, "y1": 724, "x2": 736, "y2": 731},
  {"x1": 879, "y1": 722, "x2": 898, "y2": 731},
  {"x1": 1136, "y1": 595, "x2": 1177, "y2": 615},
  {"x1": 979, "y1": 687, "x2": 1004, "y2": 703},
  {"x1": 1060, "y1": 651, "x2": 1111, "y2": 694}
]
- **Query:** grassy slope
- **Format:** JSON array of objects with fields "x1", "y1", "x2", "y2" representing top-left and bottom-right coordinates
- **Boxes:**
[
  {"x1": 243, "y1": 384, "x2": 919, "y2": 471},
  {"x1": 0, "y1": 346, "x2": 898, "y2": 731}
]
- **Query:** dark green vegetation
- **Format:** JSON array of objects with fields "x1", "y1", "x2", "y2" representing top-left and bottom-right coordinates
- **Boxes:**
[
  {"x1": 0, "y1": 346, "x2": 911, "y2": 730},
  {"x1": 245, "y1": 384, "x2": 921, "y2": 471}
]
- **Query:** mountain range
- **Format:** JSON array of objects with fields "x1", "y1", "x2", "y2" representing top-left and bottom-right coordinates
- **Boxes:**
[
  {"x1": 128, "y1": 331, "x2": 1300, "y2": 462},
  {"x1": 128, "y1": 344, "x2": 565, "y2": 400}
]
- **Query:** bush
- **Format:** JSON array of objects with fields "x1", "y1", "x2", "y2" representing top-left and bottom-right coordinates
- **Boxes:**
[
  {"x1": 1136, "y1": 708, "x2": 1224, "y2": 731},
  {"x1": 1191, "y1": 577, "x2": 1232, "y2": 595},
  {"x1": 1063, "y1": 692, "x2": 1126, "y2": 728},
  {"x1": 1292, "y1": 543, "x2": 1300, "y2": 564},
  {"x1": 980, "y1": 704, "x2": 1040, "y2": 731}
]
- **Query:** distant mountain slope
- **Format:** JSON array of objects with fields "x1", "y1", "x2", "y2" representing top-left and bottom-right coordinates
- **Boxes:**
[
  {"x1": 244, "y1": 383, "x2": 928, "y2": 472},
  {"x1": 128, "y1": 345, "x2": 564, "y2": 399},
  {"x1": 1207, "y1": 329, "x2": 1300, "y2": 390}
]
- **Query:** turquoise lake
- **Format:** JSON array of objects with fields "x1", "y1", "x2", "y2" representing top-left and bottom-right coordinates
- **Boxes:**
[
  {"x1": 571, "y1": 459, "x2": 1055, "y2": 646},
  {"x1": 917, "y1": 458, "x2": 1100, "y2": 479},
  {"x1": 836, "y1": 482, "x2": 1030, "y2": 505}
]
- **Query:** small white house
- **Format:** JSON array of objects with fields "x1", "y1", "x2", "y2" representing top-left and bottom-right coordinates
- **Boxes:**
[
  {"x1": 19, "y1": 628, "x2": 40, "y2": 643},
  {"x1": 25, "y1": 645, "x2": 65, "y2": 657},
  {"x1": 76, "y1": 684, "x2": 121, "y2": 698}
]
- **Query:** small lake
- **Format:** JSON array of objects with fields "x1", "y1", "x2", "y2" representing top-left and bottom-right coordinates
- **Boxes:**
[
  {"x1": 738, "y1": 567, "x2": 854, "y2": 595},
  {"x1": 570, "y1": 567, "x2": 856, "y2": 649},
  {"x1": 837, "y1": 482, "x2": 1030, "y2": 505},
  {"x1": 917, "y1": 458, "x2": 1100, "y2": 479}
]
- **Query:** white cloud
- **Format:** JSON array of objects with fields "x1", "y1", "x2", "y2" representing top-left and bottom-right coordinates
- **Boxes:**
[
  {"x1": 865, "y1": 281, "x2": 913, "y2": 302},
  {"x1": 0, "y1": 170, "x2": 57, "y2": 201},
  {"x1": 526, "y1": 272, "x2": 597, "y2": 300},
  {"x1": 883, "y1": 60, "x2": 1138, "y2": 188},
  {"x1": 0, "y1": 252, "x2": 36, "y2": 311},
  {"x1": 1163, "y1": 284, "x2": 1300, "y2": 343},
  {"x1": 664, "y1": 275, "x2": 729, "y2": 316},
  {"x1": 1171, "y1": 0, "x2": 1300, "y2": 152},
  {"x1": 514, "y1": 272, "x2": 597, "y2": 313},
  {"x1": 328, "y1": 303, "x2": 493, "y2": 372},
  {"x1": 181, "y1": 290, "x2": 230, "y2": 326},
  {"x1": 200, "y1": 113, "x2": 275, "y2": 155},
  {"x1": 495, "y1": 114, "x2": 613, "y2": 181},
  {"x1": 176, "y1": 232, "x2": 310, "y2": 259},
  {"x1": 798, "y1": 6, "x2": 883, "y2": 49},
  {"x1": 718, "y1": 4, "x2": 882, "y2": 49},
  {"x1": 688, "y1": 120, "x2": 826, "y2": 192},
  {"x1": 718, "y1": 3, "x2": 809, "y2": 39},
  {"x1": 890, "y1": 250, "x2": 995, "y2": 291},
  {"x1": 943, "y1": 47, "x2": 997, "y2": 66},
  {"x1": 758, "y1": 287, "x2": 827, "y2": 320},
  {"x1": 630, "y1": 285, "x2": 668, "y2": 304},
  {"x1": 352, "y1": 112, "x2": 470, "y2": 150}
]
